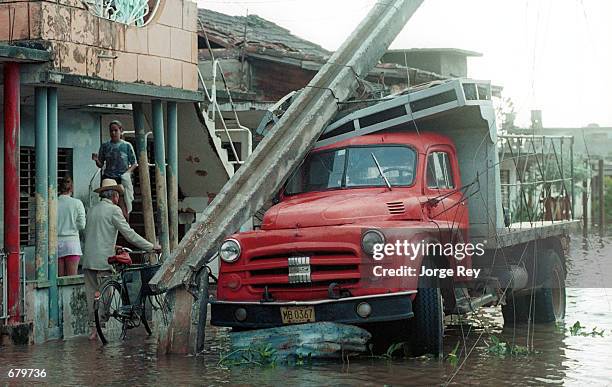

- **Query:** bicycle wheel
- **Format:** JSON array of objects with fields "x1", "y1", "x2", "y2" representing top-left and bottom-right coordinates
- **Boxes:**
[{"x1": 95, "y1": 280, "x2": 126, "y2": 344}]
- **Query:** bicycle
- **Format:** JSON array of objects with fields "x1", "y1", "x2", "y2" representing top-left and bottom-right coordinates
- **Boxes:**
[{"x1": 94, "y1": 248, "x2": 165, "y2": 345}]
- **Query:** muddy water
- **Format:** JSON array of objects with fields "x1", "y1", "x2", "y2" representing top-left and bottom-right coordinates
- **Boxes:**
[{"x1": 2, "y1": 234, "x2": 612, "y2": 386}]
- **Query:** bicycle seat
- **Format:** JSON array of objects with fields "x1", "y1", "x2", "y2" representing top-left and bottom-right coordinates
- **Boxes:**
[{"x1": 108, "y1": 252, "x2": 132, "y2": 266}]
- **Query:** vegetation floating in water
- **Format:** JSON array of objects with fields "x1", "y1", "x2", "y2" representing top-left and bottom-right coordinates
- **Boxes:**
[
  {"x1": 485, "y1": 335, "x2": 531, "y2": 358},
  {"x1": 567, "y1": 321, "x2": 605, "y2": 337}
]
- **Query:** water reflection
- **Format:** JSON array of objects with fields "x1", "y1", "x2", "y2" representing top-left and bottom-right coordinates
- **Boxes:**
[{"x1": 1, "y1": 234, "x2": 612, "y2": 386}]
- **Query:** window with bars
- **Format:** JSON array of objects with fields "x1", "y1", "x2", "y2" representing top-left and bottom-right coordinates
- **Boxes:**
[{"x1": 19, "y1": 147, "x2": 74, "y2": 246}]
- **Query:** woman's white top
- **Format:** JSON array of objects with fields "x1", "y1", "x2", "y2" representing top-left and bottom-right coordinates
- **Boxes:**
[{"x1": 57, "y1": 194, "x2": 86, "y2": 257}]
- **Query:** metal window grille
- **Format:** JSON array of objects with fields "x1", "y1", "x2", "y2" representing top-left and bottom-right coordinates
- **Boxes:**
[
  {"x1": 0, "y1": 252, "x2": 26, "y2": 321},
  {"x1": 84, "y1": 0, "x2": 152, "y2": 26},
  {"x1": 0, "y1": 252, "x2": 7, "y2": 320},
  {"x1": 19, "y1": 147, "x2": 73, "y2": 246},
  {"x1": 497, "y1": 135, "x2": 575, "y2": 225}
]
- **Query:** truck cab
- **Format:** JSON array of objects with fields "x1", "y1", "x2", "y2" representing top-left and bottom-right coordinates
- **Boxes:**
[{"x1": 211, "y1": 131, "x2": 470, "y2": 353}]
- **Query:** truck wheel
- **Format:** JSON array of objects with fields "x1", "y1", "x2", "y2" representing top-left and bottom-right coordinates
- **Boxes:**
[
  {"x1": 502, "y1": 249, "x2": 566, "y2": 325},
  {"x1": 502, "y1": 294, "x2": 530, "y2": 324},
  {"x1": 409, "y1": 260, "x2": 444, "y2": 357},
  {"x1": 533, "y1": 249, "x2": 566, "y2": 323}
]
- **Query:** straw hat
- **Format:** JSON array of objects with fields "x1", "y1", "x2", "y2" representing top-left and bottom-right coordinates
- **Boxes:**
[{"x1": 94, "y1": 178, "x2": 124, "y2": 195}]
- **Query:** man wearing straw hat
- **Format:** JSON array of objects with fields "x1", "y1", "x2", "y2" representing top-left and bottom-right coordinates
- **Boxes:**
[{"x1": 83, "y1": 178, "x2": 158, "y2": 340}]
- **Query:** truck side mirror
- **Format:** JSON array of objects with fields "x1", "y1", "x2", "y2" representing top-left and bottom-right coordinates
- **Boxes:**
[{"x1": 272, "y1": 192, "x2": 281, "y2": 205}]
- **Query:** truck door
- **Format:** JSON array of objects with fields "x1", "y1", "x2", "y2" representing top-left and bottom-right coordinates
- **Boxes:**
[{"x1": 424, "y1": 145, "x2": 469, "y2": 235}]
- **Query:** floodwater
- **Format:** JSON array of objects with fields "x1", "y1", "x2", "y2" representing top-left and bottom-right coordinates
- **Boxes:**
[{"x1": 2, "y1": 233, "x2": 612, "y2": 386}]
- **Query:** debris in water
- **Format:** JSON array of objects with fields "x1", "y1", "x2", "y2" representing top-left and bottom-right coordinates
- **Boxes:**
[{"x1": 222, "y1": 322, "x2": 371, "y2": 364}]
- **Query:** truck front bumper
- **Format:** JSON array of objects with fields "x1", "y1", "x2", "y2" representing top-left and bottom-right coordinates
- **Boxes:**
[{"x1": 210, "y1": 291, "x2": 415, "y2": 329}]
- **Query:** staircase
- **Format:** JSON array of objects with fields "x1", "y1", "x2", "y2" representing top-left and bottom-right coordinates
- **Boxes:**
[
  {"x1": 86, "y1": 60, "x2": 252, "y2": 254},
  {"x1": 198, "y1": 61, "x2": 252, "y2": 176}
]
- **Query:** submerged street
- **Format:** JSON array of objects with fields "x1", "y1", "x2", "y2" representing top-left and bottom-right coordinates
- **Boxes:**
[{"x1": 2, "y1": 233, "x2": 612, "y2": 386}]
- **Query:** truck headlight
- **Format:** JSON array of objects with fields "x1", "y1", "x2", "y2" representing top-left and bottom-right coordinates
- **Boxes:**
[
  {"x1": 219, "y1": 239, "x2": 241, "y2": 263},
  {"x1": 361, "y1": 230, "x2": 385, "y2": 255}
]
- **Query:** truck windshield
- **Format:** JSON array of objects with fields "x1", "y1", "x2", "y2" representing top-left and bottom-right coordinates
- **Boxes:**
[{"x1": 285, "y1": 145, "x2": 416, "y2": 195}]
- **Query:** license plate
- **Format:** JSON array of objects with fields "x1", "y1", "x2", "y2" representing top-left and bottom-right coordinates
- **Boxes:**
[{"x1": 280, "y1": 306, "x2": 315, "y2": 324}]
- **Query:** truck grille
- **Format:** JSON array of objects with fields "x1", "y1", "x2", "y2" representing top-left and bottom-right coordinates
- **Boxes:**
[{"x1": 247, "y1": 251, "x2": 360, "y2": 290}]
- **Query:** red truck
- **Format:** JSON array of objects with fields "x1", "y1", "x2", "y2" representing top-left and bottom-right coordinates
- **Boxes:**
[{"x1": 210, "y1": 79, "x2": 574, "y2": 355}]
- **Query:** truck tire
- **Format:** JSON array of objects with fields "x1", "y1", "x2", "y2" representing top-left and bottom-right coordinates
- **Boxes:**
[
  {"x1": 409, "y1": 259, "x2": 444, "y2": 357},
  {"x1": 533, "y1": 249, "x2": 566, "y2": 323},
  {"x1": 502, "y1": 249, "x2": 565, "y2": 325},
  {"x1": 502, "y1": 294, "x2": 531, "y2": 324}
]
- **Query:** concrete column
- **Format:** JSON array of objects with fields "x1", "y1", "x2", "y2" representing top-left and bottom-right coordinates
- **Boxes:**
[
  {"x1": 3, "y1": 62, "x2": 21, "y2": 323},
  {"x1": 47, "y1": 87, "x2": 59, "y2": 328},
  {"x1": 152, "y1": 100, "x2": 170, "y2": 259},
  {"x1": 167, "y1": 102, "x2": 179, "y2": 251},
  {"x1": 570, "y1": 138, "x2": 575, "y2": 219},
  {"x1": 583, "y1": 176, "x2": 588, "y2": 237},
  {"x1": 599, "y1": 159, "x2": 605, "y2": 233},
  {"x1": 35, "y1": 87, "x2": 48, "y2": 282},
  {"x1": 133, "y1": 103, "x2": 157, "y2": 261}
]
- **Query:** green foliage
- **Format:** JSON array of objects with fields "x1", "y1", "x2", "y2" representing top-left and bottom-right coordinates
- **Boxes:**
[
  {"x1": 219, "y1": 344, "x2": 278, "y2": 367},
  {"x1": 384, "y1": 342, "x2": 409, "y2": 358},
  {"x1": 486, "y1": 335, "x2": 531, "y2": 358},
  {"x1": 219, "y1": 344, "x2": 315, "y2": 368},
  {"x1": 447, "y1": 341, "x2": 460, "y2": 368},
  {"x1": 568, "y1": 321, "x2": 605, "y2": 337}
]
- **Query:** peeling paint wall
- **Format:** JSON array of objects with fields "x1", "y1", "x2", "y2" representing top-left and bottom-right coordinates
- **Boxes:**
[
  {"x1": 0, "y1": 106, "x2": 101, "y2": 275},
  {"x1": 0, "y1": 0, "x2": 199, "y2": 90},
  {"x1": 23, "y1": 285, "x2": 50, "y2": 343},
  {"x1": 60, "y1": 283, "x2": 88, "y2": 338}
]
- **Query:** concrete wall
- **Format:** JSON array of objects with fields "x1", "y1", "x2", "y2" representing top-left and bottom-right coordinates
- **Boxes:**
[
  {"x1": 440, "y1": 54, "x2": 468, "y2": 78},
  {"x1": 0, "y1": 0, "x2": 199, "y2": 90},
  {"x1": 0, "y1": 105, "x2": 100, "y2": 342},
  {"x1": 59, "y1": 279, "x2": 88, "y2": 339},
  {"x1": 0, "y1": 106, "x2": 102, "y2": 278},
  {"x1": 382, "y1": 51, "x2": 443, "y2": 76},
  {"x1": 199, "y1": 58, "x2": 244, "y2": 92},
  {"x1": 381, "y1": 51, "x2": 469, "y2": 78},
  {"x1": 24, "y1": 279, "x2": 88, "y2": 343}
]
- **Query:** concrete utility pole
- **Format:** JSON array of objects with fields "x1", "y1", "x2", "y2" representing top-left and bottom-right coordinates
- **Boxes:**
[
  {"x1": 152, "y1": 100, "x2": 171, "y2": 260},
  {"x1": 583, "y1": 176, "x2": 588, "y2": 237},
  {"x1": 150, "y1": 0, "x2": 424, "y2": 354},
  {"x1": 599, "y1": 159, "x2": 605, "y2": 233},
  {"x1": 133, "y1": 103, "x2": 157, "y2": 259}
]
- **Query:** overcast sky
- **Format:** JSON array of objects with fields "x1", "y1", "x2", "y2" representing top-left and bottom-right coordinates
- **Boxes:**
[{"x1": 198, "y1": 0, "x2": 612, "y2": 128}]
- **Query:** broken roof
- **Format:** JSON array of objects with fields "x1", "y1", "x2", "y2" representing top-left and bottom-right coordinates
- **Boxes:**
[
  {"x1": 198, "y1": 9, "x2": 331, "y2": 61},
  {"x1": 386, "y1": 48, "x2": 483, "y2": 57}
]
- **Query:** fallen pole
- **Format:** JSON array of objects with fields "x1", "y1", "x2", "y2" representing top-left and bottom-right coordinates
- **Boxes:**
[
  {"x1": 151, "y1": 0, "x2": 424, "y2": 293},
  {"x1": 150, "y1": 0, "x2": 424, "y2": 354}
]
